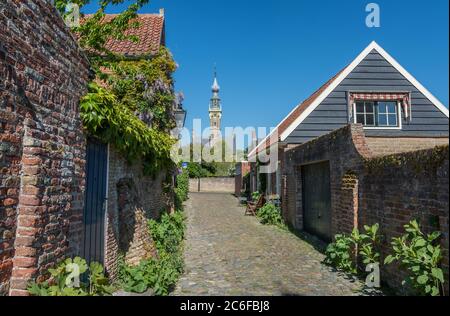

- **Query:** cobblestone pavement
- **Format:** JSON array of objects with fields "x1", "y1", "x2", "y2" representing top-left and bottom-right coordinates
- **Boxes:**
[{"x1": 173, "y1": 193, "x2": 367, "y2": 296}]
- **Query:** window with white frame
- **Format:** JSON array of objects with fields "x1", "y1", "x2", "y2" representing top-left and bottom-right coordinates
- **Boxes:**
[{"x1": 354, "y1": 100, "x2": 400, "y2": 128}]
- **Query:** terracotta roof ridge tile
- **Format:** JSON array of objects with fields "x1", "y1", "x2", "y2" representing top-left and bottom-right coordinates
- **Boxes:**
[{"x1": 79, "y1": 12, "x2": 165, "y2": 57}]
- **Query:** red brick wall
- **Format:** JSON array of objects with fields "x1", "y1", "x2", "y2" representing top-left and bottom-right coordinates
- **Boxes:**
[
  {"x1": 282, "y1": 124, "x2": 449, "y2": 294},
  {"x1": 0, "y1": 0, "x2": 90, "y2": 295},
  {"x1": 360, "y1": 146, "x2": 449, "y2": 294},
  {"x1": 235, "y1": 162, "x2": 250, "y2": 196},
  {"x1": 105, "y1": 146, "x2": 169, "y2": 278},
  {"x1": 283, "y1": 125, "x2": 370, "y2": 234}
]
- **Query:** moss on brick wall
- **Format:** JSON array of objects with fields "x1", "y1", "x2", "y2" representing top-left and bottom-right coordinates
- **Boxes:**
[{"x1": 364, "y1": 145, "x2": 449, "y2": 175}]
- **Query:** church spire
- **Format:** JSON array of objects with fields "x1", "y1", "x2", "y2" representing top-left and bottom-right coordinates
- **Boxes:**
[
  {"x1": 211, "y1": 64, "x2": 220, "y2": 94},
  {"x1": 210, "y1": 65, "x2": 221, "y2": 110}
]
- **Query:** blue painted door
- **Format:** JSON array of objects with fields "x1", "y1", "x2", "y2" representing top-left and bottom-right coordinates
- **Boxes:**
[{"x1": 82, "y1": 138, "x2": 108, "y2": 265}]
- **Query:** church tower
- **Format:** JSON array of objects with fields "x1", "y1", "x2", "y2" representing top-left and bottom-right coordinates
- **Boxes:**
[{"x1": 209, "y1": 69, "x2": 222, "y2": 145}]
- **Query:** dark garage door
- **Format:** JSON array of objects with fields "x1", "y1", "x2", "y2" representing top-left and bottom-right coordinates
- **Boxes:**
[{"x1": 301, "y1": 161, "x2": 332, "y2": 242}]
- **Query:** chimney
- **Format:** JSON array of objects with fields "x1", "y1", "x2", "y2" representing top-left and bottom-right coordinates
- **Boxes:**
[{"x1": 159, "y1": 8, "x2": 165, "y2": 17}]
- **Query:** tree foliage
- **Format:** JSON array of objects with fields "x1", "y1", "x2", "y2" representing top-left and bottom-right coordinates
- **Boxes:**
[
  {"x1": 80, "y1": 82, "x2": 175, "y2": 175},
  {"x1": 55, "y1": 0, "x2": 150, "y2": 62},
  {"x1": 55, "y1": 1, "x2": 179, "y2": 174},
  {"x1": 103, "y1": 48, "x2": 178, "y2": 131}
]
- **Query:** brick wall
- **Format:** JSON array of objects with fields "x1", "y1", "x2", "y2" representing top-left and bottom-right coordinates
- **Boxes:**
[
  {"x1": 282, "y1": 124, "x2": 449, "y2": 294},
  {"x1": 283, "y1": 125, "x2": 370, "y2": 235},
  {"x1": 360, "y1": 146, "x2": 449, "y2": 294},
  {"x1": 105, "y1": 146, "x2": 170, "y2": 278},
  {"x1": 189, "y1": 177, "x2": 234, "y2": 193},
  {"x1": 0, "y1": 0, "x2": 90, "y2": 295},
  {"x1": 365, "y1": 137, "x2": 449, "y2": 156},
  {"x1": 234, "y1": 162, "x2": 250, "y2": 196}
]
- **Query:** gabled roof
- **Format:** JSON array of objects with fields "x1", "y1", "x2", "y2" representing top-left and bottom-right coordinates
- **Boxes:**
[
  {"x1": 248, "y1": 41, "x2": 449, "y2": 159},
  {"x1": 83, "y1": 13, "x2": 165, "y2": 57}
]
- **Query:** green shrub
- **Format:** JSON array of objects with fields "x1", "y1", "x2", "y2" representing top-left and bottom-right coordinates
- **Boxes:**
[
  {"x1": 187, "y1": 162, "x2": 208, "y2": 178},
  {"x1": 27, "y1": 257, "x2": 114, "y2": 296},
  {"x1": 384, "y1": 220, "x2": 445, "y2": 296},
  {"x1": 325, "y1": 224, "x2": 381, "y2": 275},
  {"x1": 119, "y1": 210, "x2": 186, "y2": 296},
  {"x1": 353, "y1": 224, "x2": 382, "y2": 265},
  {"x1": 257, "y1": 203, "x2": 284, "y2": 227},
  {"x1": 150, "y1": 211, "x2": 186, "y2": 254},
  {"x1": 175, "y1": 170, "x2": 189, "y2": 209},
  {"x1": 324, "y1": 234, "x2": 358, "y2": 274}
]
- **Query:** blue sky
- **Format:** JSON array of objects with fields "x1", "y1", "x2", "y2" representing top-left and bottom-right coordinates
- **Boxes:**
[{"x1": 83, "y1": 0, "x2": 449, "y2": 132}]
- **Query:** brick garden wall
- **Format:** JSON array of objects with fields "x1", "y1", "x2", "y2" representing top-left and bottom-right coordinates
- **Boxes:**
[
  {"x1": 234, "y1": 162, "x2": 250, "y2": 196},
  {"x1": 365, "y1": 137, "x2": 449, "y2": 156},
  {"x1": 189, "y1": 177, "x2": 235, "y2": 193},
  {"x1": 105, "y1": 146, "x2": 171, "y2": 278},
  {"x1": 0, "y1": 0, "x2": 90, "y2": 295},
  {"x1": 360, "y1": 146, "x2": 449, "y2": 294},
  {"x1": 282, "y1": 124, "x2": 449, "y2": 294}
]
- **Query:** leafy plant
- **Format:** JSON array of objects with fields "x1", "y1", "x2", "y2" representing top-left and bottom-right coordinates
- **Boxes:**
[
  {"x1": 119, "y1": 210, "x2": 186, "y2": 296},
  {"x1": 118, "y1": 256, "x2": 153, "y2": 294},
  {"x1": 27, "y1": 257, "x2": 114, "y2": 296},
  {"x1": 257, "y1": 203, "x2": 284, "y2": 227},
  {"x1": 88, "y1": 262, "x2": 115, "y2": 295},
  {"x1": 175, "y1": 169, "x2": 189, "y2": 209},
  {"x1": 252, "y1": 191, "x2": 262, "y2": 202},
  {"x1": 150, "y1": 211, "x2": 186, "y2": 255},
  {"x1": 187, "y1": 162, "x2": 208, "y2": 178},
  {"x1": 324, "y1": 234, "x2": 358, "y2": 274},
  {"x1": 325, "y1": 224, "x2": 381, "y2": 274},
  {"x1": 384, "y1": 220, "x2": 445, "y2": 296},
  {"x1": 353, "y1": 224, "x2": 382, "y2": 265}
]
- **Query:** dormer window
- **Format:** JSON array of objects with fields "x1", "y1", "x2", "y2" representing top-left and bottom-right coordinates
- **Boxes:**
[
  {"x1": 350, "y1": 92, "x2": 411, "y2": 130},
  {"x1": 354, "y1": 101, "x2": 399, "y2": 127}
]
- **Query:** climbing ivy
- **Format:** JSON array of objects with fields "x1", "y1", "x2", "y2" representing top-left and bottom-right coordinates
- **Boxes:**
[
  {"x1": 80, "y1": 82, "x2": 175, "y2": 176},
  {"x1": 57, "y1": 0, "x2": 181, "y2": 175},
  {"x1": 101, "y1": 48, "x2": 179, "y2": 131}
]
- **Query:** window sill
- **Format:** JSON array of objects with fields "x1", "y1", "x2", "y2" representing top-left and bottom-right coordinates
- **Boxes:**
[{"x1": 363, "y1": 126, "x2": 402, "y2": 130}]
